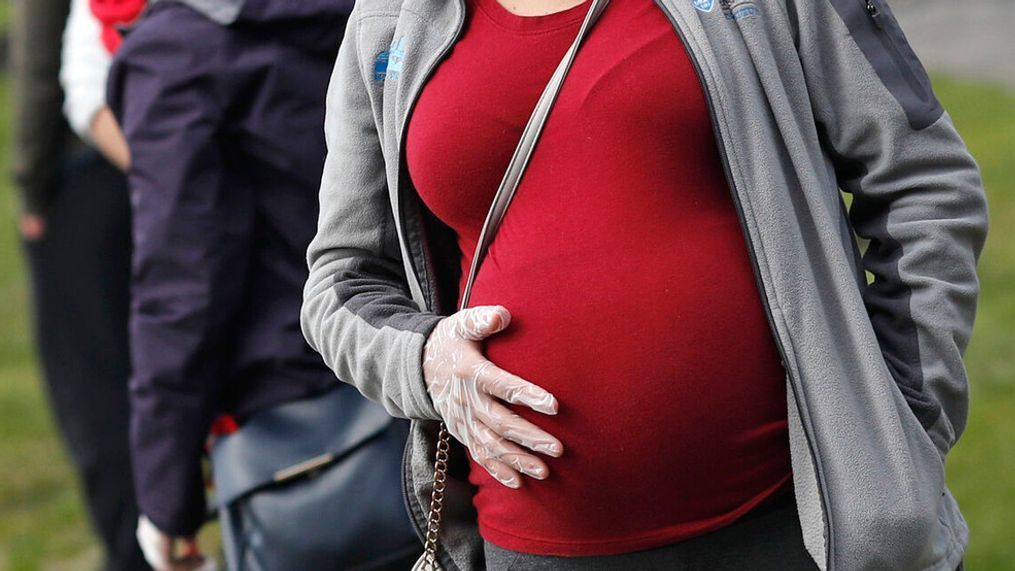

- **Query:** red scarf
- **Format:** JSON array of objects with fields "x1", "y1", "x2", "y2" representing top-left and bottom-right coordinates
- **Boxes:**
[{"x1": 89, "y1": 0, "x2": 147, "y2": 54}]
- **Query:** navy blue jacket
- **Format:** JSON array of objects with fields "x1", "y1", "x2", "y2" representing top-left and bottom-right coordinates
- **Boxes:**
[{"x1": 108, "y1": 0, "x2": 352, "y2": 536}]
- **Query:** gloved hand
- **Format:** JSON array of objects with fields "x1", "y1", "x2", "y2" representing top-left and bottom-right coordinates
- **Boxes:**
[
  {"x1": 136, "y1": 515, "x2": 216, "y2": 571},
  {"x1": 422, "y1": 305, "x2": 563, "y2": 488}
]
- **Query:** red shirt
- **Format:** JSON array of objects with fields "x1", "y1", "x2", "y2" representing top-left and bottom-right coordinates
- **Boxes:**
[{"x1": 407, "y1": 0, "x2": 792, "y2": 556}]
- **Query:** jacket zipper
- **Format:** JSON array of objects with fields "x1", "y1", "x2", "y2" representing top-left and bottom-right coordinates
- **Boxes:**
[
  {"x1": 395, "y1": 10, "x2": 468, "y2": 316},
  {"x1": 864, "y1": 0, "x2": 881, "y2": 23},
  {"x1": 651, "y1": 0, "x2": 835, "y2": 567},
  {"x1": 861, "y1": 0, "x2": 931, "y2": 106},
  {"x1": 394, "y1": 2, "x2": 468, "y2": 567}
]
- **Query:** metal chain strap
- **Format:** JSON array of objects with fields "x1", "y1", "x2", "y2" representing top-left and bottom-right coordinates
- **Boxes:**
[{"x1": 419, "y1": 423, "x2": 451, "y2": 571}]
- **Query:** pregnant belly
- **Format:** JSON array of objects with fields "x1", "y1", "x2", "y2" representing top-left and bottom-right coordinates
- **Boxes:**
[{"x1": 463, "y1": 216, "x2": 793, "y2": 555}]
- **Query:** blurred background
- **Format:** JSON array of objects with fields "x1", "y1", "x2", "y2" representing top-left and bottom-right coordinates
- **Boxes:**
[{"x1": 0, "y1": 0, "x2": 1011, "y2": 569}]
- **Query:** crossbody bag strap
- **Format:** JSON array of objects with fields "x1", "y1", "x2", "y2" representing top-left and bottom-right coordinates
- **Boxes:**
[
  {"x1": 459, "y1": 0, "x2": 610, "y2": 311},
  {"x1": 417, "y1": 1, "x2": 611, "y2": 570}
]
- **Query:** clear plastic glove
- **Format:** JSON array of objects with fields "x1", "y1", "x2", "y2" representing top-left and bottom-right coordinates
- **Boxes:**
[
  {"x1": 136, "y1": 515, "x2": 216, "y2": 571},
  {"x1": 423, "y1": 305, "x2": 563, "y2": 488}
]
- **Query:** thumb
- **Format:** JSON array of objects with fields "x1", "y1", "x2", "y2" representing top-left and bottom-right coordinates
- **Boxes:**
[{"x1": 453, "y1": 305, "x2": 511, "y2": 341}]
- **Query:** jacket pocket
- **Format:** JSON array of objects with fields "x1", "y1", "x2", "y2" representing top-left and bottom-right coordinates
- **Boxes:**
[{"x1": 829, "y1": 0, "x2": 944, "y2": 129}]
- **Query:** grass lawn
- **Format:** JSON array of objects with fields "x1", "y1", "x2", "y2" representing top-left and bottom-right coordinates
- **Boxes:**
[
  {"x1": 931, "y1": 75, "x2": 1015, "y2": 570},
  {"x1": 0, "y1": 74, "x2": 1012, "y2": 569}
]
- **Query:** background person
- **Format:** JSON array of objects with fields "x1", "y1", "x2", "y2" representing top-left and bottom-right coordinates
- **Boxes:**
[
  {"x1": 61, "y1": 0, "x2": 134, "y2": 171},
  {"x1": 104, "y1": 1, "x2": 421, "y2": 569},
  {"x1": 8, "y1": 0, "x2": 145, "y2": 568}
]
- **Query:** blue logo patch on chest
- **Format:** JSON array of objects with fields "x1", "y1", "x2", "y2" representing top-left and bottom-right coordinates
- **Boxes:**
[
  {"x1": 693, "y1": 0, "x2": 714, "y2": 11},
  {"x1": 373, "y1": 51, "x2": 389, "y2": 82},
  {"x1": 374, "y1": 36, "x2": 407, "y2": 82}
]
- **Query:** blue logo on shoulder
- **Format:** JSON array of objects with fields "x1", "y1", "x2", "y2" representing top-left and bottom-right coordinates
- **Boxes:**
[
  {"x1": 728, "y1": 4, "x2": 759, "y2": 20},
  {"x1": 373, "y1": 51, "x2": 389, "y2": 82},
  {"x1": 374, "y1": 36, "x2": 407, "y2": 82},
  {"x1": 387, "y1": 36, "x2": 406, "y2": 80},
  {"x1": 693, "y1": 0, "x2": 714, "y2": 11}
]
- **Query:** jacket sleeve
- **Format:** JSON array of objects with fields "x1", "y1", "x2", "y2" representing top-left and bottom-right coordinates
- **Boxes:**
[
  {"x1": 60, "y1": 0, "x2": 112, "y2": 142},
  {"x1": 8, "y1": 0, "x2": 71, "y2": 216},
  {"x1": 107, "y1": 12, "x2": 244, "y2": 536},
  {"x1": 301, "y1": 6, "x2": 446, "y2": 422},
  {"x1": 792, "y1": 0, "x2": 989, "y2": 458}
]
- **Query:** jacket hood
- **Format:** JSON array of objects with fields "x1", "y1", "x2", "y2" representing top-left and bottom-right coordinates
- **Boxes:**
[
  {"x1": 232, "y1": 0, "x2": 355, "y2": 25},
  {"x1": 172, "y1": 0, "x2": 353, "y2": 54},
  {"x1": 170, "y1": 0, "x2": 353, "y2": 25}
]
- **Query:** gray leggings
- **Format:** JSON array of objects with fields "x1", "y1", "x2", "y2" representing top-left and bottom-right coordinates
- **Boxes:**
[{"x1": 483, "y1": 491, "x2": 818, "y2": 570}]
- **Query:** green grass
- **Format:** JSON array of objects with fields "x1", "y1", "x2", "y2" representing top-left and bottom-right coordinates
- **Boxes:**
[
  {"x1": 930, "y1": 75, "x2": 1015, "y2": 570},
  {"x1": 0, "y1": 73, "x2": 1012, "y2": 569}
]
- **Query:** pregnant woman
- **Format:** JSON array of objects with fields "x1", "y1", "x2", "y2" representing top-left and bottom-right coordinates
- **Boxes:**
[{"x1": 302, "y1": 0, "x2": 985, "y2": 569}]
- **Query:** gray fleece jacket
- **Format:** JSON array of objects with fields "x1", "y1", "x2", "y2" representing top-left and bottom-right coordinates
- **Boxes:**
[{"x1": 301, "y1": 0, "x2": 989, "y2": 569}]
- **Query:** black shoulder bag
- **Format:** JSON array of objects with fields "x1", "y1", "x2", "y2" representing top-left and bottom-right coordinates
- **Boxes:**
[{"x1": 211, "y1": 386, "x2": 422, "y2": 570}]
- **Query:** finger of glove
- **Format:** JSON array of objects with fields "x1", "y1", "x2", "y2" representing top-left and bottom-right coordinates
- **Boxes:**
[
  {"x1": 478, "y1": 456, "x2": 523, "y2": 489},
  {"x1": 475, "y1": 399, "x2": 563, "y2": 458},
  {"x1": 452, "y1": 305, "x2": 510, "y2": 341},
  {"x1": 470, "y1": 420, "x2": 551, "y2": 479},
  {"x1": 473, "y1": 359, "x2": 558, "y2": 415}
]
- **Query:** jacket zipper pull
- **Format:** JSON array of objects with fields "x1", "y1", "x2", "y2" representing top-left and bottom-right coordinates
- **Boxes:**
[
  {"x1": 719, "y1": 0, "x2": 733, "y2": 17},
  {"x1": 865, "y1": 0, "x2": 884, "y2": 28}
]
